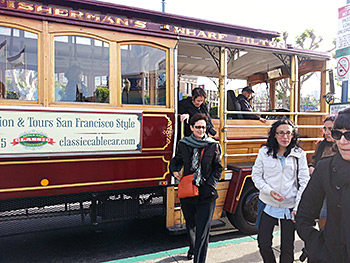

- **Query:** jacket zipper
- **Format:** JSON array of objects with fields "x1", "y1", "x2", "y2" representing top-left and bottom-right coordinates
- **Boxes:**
[{"x1": 279, "y1": 160, "x2": 284, "y2": 208}]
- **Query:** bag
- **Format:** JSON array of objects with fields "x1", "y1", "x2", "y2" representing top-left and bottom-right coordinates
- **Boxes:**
[
  {"x1": 177, "y1": 148, "x2": 205, "y2": 199},
  {"x1": 178, "y1": 174, "x2": 199, "y2": 198}
]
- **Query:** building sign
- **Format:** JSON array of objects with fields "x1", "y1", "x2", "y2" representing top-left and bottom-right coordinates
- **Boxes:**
[
  {"x1": 0, "y1": 107, "x2": 142, "y2": 156},
  {"x1": 0, "y1": 0, "x2": 284, "y2": 49}
]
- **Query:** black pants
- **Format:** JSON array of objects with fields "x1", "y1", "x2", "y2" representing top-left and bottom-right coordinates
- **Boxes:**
[
  {"x1": 180, "y1": 199, "x2": 216, "y2": 263},
  {"x1": 258, "y1": 212, "x2": 295, "y2": 263}
]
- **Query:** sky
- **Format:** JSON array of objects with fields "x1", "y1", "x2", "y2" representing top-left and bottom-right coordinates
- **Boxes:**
[{"x1": 98, "y1": 0, "x2": 347, "y2": 99}]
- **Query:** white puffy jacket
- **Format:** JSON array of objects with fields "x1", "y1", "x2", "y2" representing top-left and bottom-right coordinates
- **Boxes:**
[{"x1": 252, "y1": 146, "x2": 310, "y2": 211}]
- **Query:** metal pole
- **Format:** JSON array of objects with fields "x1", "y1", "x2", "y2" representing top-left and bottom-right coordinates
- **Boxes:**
[
  {"x1": 219, "y1": 47, "x2": 227, "y2": 170},
  {"x1": 342, "y1": 81, "x2": 348, "y2": 102},
  {"x1": 289, "y1": 55, "x2": 297, "y2": 121},
  {"x1": 162, "y1": 0, "x2": 165, "y2": 12}
]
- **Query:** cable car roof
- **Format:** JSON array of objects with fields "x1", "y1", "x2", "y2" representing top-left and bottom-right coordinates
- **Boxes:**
[{"x1": 2, "y1": 0, "x2": 331, "y2": 80}]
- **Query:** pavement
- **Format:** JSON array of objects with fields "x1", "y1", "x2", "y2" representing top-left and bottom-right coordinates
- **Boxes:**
[{"x1": 106, "y1": 231, "x2": 306, "y2": 263}]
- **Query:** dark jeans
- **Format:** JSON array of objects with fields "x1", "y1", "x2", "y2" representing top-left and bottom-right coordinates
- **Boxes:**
[
  {"x1": 180, "y1": 199, "x2": 216, "y2": 263},
  {"x1": 258, "y1": 212, "x2": 295, "y2": 263}
]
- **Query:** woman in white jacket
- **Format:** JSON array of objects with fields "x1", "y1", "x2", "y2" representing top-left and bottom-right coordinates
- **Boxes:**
[{"x1": 252, "y1": 118, "x2": 309, "y2": 263}]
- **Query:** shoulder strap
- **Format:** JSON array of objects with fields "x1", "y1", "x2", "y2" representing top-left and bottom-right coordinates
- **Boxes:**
[
  {"x1": 294, "y1": 156, "x2": 299, "y2": 189},
  {"x1": 200, "y1": 148, "x2": 205, "y2": 159}
]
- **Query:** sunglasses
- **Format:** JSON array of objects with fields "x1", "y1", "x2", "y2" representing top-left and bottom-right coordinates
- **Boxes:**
[
  {"x1": 331, "y1": 129, "x2": 350, "y2": 141},
  {"x1": 194, "y1": 126, "x2": 206, "y2": 130}
]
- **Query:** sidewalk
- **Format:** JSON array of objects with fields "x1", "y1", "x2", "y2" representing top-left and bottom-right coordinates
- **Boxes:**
[{"x1": 109, "y1": 233, "x2": 305, "y2": 263}]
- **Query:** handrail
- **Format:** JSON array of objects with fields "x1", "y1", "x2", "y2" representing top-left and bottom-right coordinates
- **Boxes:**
[
  {"x1": 225, "y1": 137, "x2": 322, "y2": 143},
  {"x1": 225, "y1": 149, "x2": 316, "y2": 158},
  {"x1": 224, "y1": 124, "x2": 323, "y2": 129},
  {"x1": 225, "y1": 110, "x2": 329, "y2": 116},
  {"x1": 224, "y1": 153, "x2": 258, "y2": 157}
]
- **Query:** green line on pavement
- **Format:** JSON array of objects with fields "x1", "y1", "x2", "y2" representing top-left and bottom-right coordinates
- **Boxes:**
[
  {"x1": 103, "y1": 247, "x2": 187, "y2": 263},
  {"x1": 208, "y1": 235, "x2": 256, "y2": 248},
  {"x1": 102, "y1": 234, "x2": 268, "y2": 263}
]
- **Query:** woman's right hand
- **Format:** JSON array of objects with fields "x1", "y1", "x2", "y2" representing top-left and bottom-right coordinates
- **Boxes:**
[
  {"x1": 173, "y1": 171, "x2": 182, "y2": 180},
  {"x1": 180, "y1": 114, "x2": 190, "y2": 123},
  {"x1": 309, "y1": 166, "x2": 315, "y2": 175},
  {"x1": 270, "y1": 190, "x2": 284, "y2": 202}
]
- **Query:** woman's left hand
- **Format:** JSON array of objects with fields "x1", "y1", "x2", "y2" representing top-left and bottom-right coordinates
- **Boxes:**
[
  {"x1": 291, "y1": 210, "x2": 296, "y2": 223},
  {"x1": 172, "y1": 171, "x2": 182, "y2": 180},
  {"x1": 180, "y1": 114, "x2": 190, "y2": 123}
]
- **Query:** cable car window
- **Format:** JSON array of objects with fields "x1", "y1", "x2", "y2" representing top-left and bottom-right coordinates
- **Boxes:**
[
  {"x1": 121, "y1": 44, "x2": 166, "y2": 106},
  {"x1": 0, "y1": 26, "x2": 38, "y2": 101},
  {"x1": 54, "y1": 36, "x2": 109, "y2": 103}
]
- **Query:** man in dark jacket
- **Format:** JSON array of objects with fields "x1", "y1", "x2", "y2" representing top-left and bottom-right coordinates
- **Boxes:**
[
  {"x1": 178, "y1": 87, "x2": 216, "y2": 137},
  {"x1": 237, "y1": 86, "x2": 266, "y2": 122}
]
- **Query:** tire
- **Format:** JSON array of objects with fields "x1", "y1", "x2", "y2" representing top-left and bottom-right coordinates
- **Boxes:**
[{"x1": 227, "y1": 182, "x2": 258, "y2": 235}]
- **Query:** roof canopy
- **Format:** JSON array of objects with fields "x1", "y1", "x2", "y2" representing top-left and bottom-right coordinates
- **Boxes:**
[{"x1": 1, "y1": 0, "x2": 331, "y2": 81}]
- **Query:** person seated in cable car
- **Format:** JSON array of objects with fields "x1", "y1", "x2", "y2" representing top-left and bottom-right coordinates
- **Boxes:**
[
  {"x1": 122, "y1": 76, "x2": 144, "y2": 105},
  {"x1": 61, "y1": 65, "x2": 91, "y2": 102},
  {"x1": 237, "y1": 86, "x2": 266, "y2": 123}
]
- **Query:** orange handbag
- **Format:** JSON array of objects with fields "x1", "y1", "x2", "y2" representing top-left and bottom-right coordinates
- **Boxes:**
[
  {"x1": 177, "y1": 148, "x2": 204, "y2": 198},
  {"x1": 178, "y1": 173, "x2": 199, "y2": 198}
]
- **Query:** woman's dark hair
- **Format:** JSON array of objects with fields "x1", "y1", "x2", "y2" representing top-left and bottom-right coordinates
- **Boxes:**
[
  {"x1": 334, "y1": 107, "x2": 350, "y2": 130},
  {"x1": 324, "y1": 115, "x2": 335, "y2": 123},
  {"x1": 189, "y1": 113, "x2": 208, "y2": 127},
  {"x1": 265, "y1": 118, "x2": 301, "y2": 158},
  {"x1": 192, "y1": 87, "x2": 207, "y2": 100}
]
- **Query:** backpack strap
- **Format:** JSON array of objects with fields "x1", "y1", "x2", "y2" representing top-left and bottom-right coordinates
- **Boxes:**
[{"x1": 294, "y1": 156, "x2": 299, "y2": 189}]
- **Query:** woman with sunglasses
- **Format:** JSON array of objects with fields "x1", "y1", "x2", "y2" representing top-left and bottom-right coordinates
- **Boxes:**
[
  {"x1": 296, "y1": 107, "x2": 350, "y2": 263},
  {"x1": 308, "y1": 115, "x2": 336, "y2": 229},
  {"x1": 169, "y1": 113, "x2": 223, "y2": 263},
  {"x1": 252, "y1": 118, "x2": 310, "y2": 263}
]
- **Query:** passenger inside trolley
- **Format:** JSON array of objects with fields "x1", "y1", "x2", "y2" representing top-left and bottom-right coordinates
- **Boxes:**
[
  {"x1": 237, "y1": 86, "x2": 267, "y2": 122},
  {"x1": 61, "y1": 64, "x2": 89, "y2": 102},
  {"x1": 54, "y1": 35, "x2": 109, "y2": 103}
]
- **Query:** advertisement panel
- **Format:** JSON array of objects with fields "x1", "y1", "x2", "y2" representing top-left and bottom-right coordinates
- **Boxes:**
[{"x1": 0, "y1": 107, "x2": 142, "y2": 156}]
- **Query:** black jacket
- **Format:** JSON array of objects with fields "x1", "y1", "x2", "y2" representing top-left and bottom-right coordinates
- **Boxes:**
[
  {"x1": 296, "y1": 152, "x2": 350, "y2": 263},
  {"x1": 178, "y1": 97, "x2": 216, "y2": 137},
  {"x1": 236, "y1": 94, "x2": 260, "y2": 120},
  {"x1": 169, "y1": 141, "x2": 223, "y2": 203}
]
